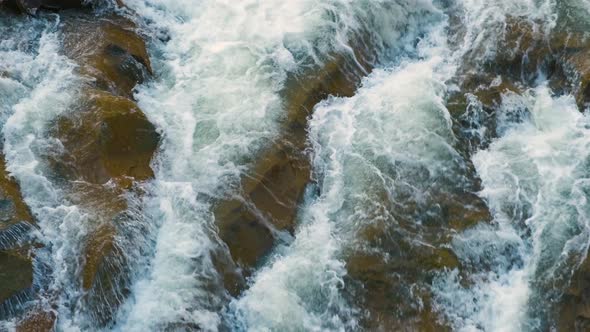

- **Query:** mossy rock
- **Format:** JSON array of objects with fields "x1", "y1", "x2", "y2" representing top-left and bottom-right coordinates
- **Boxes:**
[
  {"x1": 52, "y1": 89, "x2": 159, "y2": 185},
  {"x1": 0, "y1": 249, "x2": 33, "y2": 304},
  {"x1": 61, "y1": 13, "x2": 152, "y2": 98}
]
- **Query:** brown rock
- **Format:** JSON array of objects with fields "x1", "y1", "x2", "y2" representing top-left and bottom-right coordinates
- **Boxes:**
[
  {"x1": 444, "y1": 16, "x2": 590, "y2": 331},
  {"x1": 82, "y1": 224, "x2": 118, "y2": 291},
  {"x1": 52, "y1": 89, "x2": 159, "y2": 185},
  {"x1": 558, "y1": 254, "x2": 590, "y2": 331},
  {"x1": 49, "y1": 99, "x2": 152, "y2": 324},
  {"x1": 62, "y1": 14, "x2": 152, "y2": 98},
  {"x1": 16, "y1": 309, "x2": 56, "y2": 332},
  {"x1": 344, "y1": 188, "x2": 480, "y2": 331},
  {"x1": 346, "y1": 251, "x2": 453, "y2": 332}
]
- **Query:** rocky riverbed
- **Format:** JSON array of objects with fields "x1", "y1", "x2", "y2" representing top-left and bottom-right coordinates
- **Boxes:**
[{"x1": 1, "y1": 0, "x2": 590, "y2": 331}]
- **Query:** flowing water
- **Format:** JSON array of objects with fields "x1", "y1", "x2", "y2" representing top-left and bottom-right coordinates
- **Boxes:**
[
  {"x1": 1, "y1": 0, "x2": 590, "y2": 331},
  {"x1": 0, "y1": 12, "x2": 88, "y2": 331}
]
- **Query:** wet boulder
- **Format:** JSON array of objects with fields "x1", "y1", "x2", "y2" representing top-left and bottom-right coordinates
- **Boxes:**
[
  {"x1": 82, "y1": 223, "x2": 119, "y2": 291},
  {"x1": 51, "y1": 89, "x2": 159, "y2": 185},
  {"x1": 556, "y1": 41, "x2": 590, "y2": 109},
  {"x1": 0, "y1": 156, "x2": 35, "y2": 231},
  {"x1": 456, "y1": 16, "x2": 590, "y2": 111},
  {"x1": 446, "y1": 73, "x2": 524, "y2": 155},
  {"x1": 16, "y1": 309, "x2": 56, "y2": 332},
  {"x1": 52, "y1": 12, "x2": 158, "y2": 185},
  {"x1": 346, "y1": 249, "x2": 454, "y2": 332},
  {"x1": 61, "y1": 14, "x2": 152, "y2": 98},
  {"x1": 46, "y1": 89, "x2": 157, "y2": 324}
]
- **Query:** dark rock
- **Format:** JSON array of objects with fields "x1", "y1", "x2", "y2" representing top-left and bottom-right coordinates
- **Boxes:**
[
  {"x1": 0, "y1": 249, "x2": 34, "y2": 317},
  {"x1": 3, "y1": 0, "x2": 86, "y2": 14}
]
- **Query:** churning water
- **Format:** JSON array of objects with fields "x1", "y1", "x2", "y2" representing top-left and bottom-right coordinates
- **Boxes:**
[{"x1": 1, "y1": 0, "x2": 590, "y2": 331}]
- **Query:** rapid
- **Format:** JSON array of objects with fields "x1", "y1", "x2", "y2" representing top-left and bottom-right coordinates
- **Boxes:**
[{"x1": 1, "y1": 0, "x2": 590, "y2": 331}]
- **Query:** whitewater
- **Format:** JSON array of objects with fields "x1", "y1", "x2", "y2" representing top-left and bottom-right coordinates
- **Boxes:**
[{"x1": 1, "y1": 0, "x2": 590, "y2": 331}]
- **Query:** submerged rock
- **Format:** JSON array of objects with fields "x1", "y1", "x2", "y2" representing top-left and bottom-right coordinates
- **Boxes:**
[
  {"x1": 346, "y1": 250, "x2": 453, "y2": 332},
  {"x1": 81, "y1": 219, "x2": 128, "y2": 326},
  {"x1": 343, "y1": 184, "x2": 490, "y2": 330},
  {"x1": 0, "y1": 156, "x2": 34, "y2": 230},
  {"x1": 558, "y1": 257, "x2": 590, "y2": 331}
]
